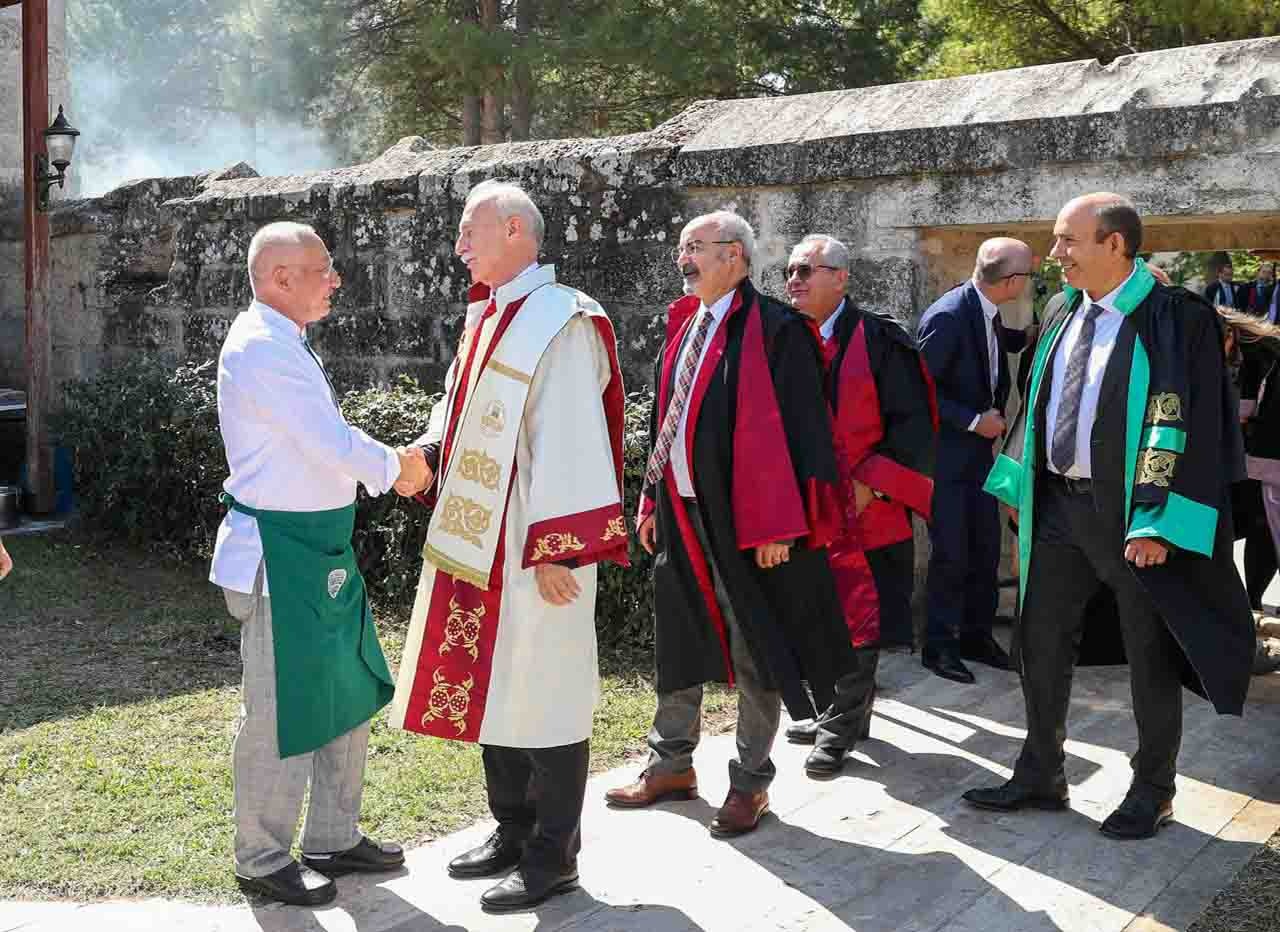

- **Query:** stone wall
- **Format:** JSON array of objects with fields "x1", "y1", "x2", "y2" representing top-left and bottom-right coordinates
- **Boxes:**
[{"x1": 2, "y1": 36, "x2": 1280, "y2": 408}]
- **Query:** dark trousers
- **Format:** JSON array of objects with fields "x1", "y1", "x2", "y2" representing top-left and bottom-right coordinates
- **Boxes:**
[
  {"x1": 482, "y1": 741, "x2": 589, "y2": 883},
  {"x1": 1013, "y1": 476, "x2": 1183, "y2": 803},
  {"x1": 867, "y1": 539, "x2": 915, "y2": 649},
  {"x1": 814, "y1": 648, "x2": 879, "y2": 750},
  {"x1": 1238, "y1": 479, "x2": 1277, "y2": 607},
  {"x1": 926, "y1": 477, "x2": 1000, "y2": 646}
]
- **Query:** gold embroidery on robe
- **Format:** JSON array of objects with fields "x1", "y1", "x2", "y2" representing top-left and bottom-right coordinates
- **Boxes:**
[
  {"x1": 458, "y1": 448, "x2": 502, "y2": 492},
  {"x1": 1138, "y1": 449, "x2": 1177, "y2": 488},
  {"x1": 602, "y1": 515, "x2": 627, "y2": 542},
  {"x1": 422, "y1": 668, "x2": 474, "y2": 736},
  {"x1": 1146, "y1": 393, "x2": 1183, "y2": 426},
  {"x1": 531, "y1": 532, "x2": 587, "y2": 562},
  {"x1": 440, "y1": 598, "x2": 485, "y2": 662},
  {"x1": 440, "y1": 495, "x2": 492, "y2": 548}
]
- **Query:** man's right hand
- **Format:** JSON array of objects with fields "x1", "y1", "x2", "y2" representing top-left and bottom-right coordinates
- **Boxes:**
[
  {"x1": 974, "y1": 409, "x2": 1007, "y2": 440},
  {"x1": 638, "y1": 515, "x2": 657, "y2": 555},
  {"x1": 0, "y1": 540, "x2": 11, "y2": 581},
  {"x1": 394, "y1": 446, "x2": 432, "y2": 497}
]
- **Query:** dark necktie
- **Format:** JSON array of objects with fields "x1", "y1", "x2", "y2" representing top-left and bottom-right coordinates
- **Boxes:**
[
  {"x1": 301, "y1": 334, "x2": 341, "y2": 411},
  {"x1": 1050, "y1": 303, "x2": 1105, "y2": 474}
]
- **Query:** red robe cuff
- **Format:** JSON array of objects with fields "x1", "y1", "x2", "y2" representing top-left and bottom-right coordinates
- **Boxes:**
[
  {"x1": 523, "y1": 502, "x2": 630, "y2": 569},
  {"x1": 851, "y1": 453, "x2": 933, "y2": 522}
]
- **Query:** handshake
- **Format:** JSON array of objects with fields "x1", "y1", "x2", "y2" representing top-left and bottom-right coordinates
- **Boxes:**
[{"x1": 394, "y1": 446, "x2": 434, "y2": 498}]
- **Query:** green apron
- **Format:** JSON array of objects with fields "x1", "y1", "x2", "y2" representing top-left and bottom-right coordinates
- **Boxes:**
[{"x1": 223, "y1": 494, "x2": 394, "y2": 758}]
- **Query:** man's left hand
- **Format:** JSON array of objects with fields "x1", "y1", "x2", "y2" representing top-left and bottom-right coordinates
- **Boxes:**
[
  {"x1": 852, "y1": 480, "x2": 875, "y2": 516},
  {"x1": 1125, "y1": 538, "x2": 1169, "y2": 568},
  {"x1": 535, "y1": 564, "x2": 582, "y2": 605},
  {"x1": 755, "y1": 542, "x2": 791, "y2": 570}
]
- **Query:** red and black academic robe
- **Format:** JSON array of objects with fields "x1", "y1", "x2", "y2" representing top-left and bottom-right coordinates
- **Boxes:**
[
  {"x1": 638, "y1": 278, "x2": 857, "y2": 720},
  {"x1": 823, "y1": 304, "x2": 937, "y2": 649}
]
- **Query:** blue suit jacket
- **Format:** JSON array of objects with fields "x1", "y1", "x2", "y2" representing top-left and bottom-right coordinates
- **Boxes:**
[{"x1": 918, "y1": 282, "x2": 1026, "y2": 482}]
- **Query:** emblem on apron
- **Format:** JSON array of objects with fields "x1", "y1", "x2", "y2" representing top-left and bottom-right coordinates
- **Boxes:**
[{"x1": 327, "y1": 568, "x2": 348, "y2": 599}]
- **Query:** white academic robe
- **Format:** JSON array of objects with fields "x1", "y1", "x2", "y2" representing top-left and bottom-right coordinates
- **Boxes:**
[{"x1": 391, "y1": 266, "x2": 627, "y2": 748}]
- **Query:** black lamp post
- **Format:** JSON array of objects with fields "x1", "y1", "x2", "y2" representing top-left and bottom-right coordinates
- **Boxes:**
[{"x1": 34, "y1": 105, "x2": 80, "y2": 212}]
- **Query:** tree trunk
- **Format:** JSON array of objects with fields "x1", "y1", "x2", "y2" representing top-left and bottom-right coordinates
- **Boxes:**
[
  {"x1": 480, "y1": 0, "x2": 504, "y2": 143},
  {"x1": 510, "y1": 0, "x2": 536, "y2": 140},
  {"x1": 462, "y1": 94, "x2": 482, "y2": 146}
]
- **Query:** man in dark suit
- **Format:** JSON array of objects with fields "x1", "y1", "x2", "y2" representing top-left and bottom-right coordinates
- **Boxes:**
[
  {"x1": 1203, "y1": 257, "x2": 1246, "y2": 310},
  {"x1": 917, "y1": 238, "x2": 1036, "y2": 683},
  {"x1": 1245, "y1": 261, "x2": 1277, "y2": 322}
]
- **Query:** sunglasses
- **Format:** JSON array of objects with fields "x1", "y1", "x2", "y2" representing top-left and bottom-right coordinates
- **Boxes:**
[{"x1": 785, "y1": 263, "x2": 840, "y2": 281}]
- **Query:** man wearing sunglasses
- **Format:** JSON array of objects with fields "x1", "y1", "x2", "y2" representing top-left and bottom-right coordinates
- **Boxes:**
[
  {"x1": 917, "y1": 237, "x2": 1036, "y2": 685},
  {"x1": 782, "y1": 234, "x2": 938, "y2": 777}
]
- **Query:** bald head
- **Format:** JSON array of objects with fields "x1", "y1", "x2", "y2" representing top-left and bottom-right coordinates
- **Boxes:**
[
  {"x1": 247, "y1": 221, "x2": 341, "y2": 326},
  {"x1": 1050, "y1": 192, "x2": 1142, "y2": 298},
  {"x1": 972, "y1": 237, "x2": 1036, "y2": 307},
  {"x1": 974, "y1": 238, "x2": 1034, "y2": 285}
]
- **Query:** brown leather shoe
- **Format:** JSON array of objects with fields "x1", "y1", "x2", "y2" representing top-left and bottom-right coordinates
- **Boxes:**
[
  {"x1": 604, "y1": 768, "x2": 698, "y2": 808},
  {"x1": 709, "y1": 789, "x2": 770, "y2": 838}
]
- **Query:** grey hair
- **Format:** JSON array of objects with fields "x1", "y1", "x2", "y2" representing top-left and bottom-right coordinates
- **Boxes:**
[
  {"x1": 795, "y1": 234, "x2": 850, "y2": 272},
  {"x1": 685, "y1": 210, "x2": 756, "y2": 272},
  {"x1": 247, "y1": 221, "x2": 319, "y2": 293},
  {"x1": 466, "y1": 180, "x2": 545, "y2": 248}
]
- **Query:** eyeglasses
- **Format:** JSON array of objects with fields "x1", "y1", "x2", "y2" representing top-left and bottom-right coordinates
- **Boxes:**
[
  {"x1": 671, "y1": 240, "x2": 737, "y2": 263},
  {"x1": 1000, "y1": 271, "x2": 1034, "y2": 281},
  {"x1": 785, "y1": 263, "x2": 840, "y2": 281}
]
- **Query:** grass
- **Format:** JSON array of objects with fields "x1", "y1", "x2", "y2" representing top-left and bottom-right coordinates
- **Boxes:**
[{"x1": 0, "y1": 532, "x2": 734, "y2": 903}]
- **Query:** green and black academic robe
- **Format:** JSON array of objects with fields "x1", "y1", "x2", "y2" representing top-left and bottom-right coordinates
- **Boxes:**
[{"x1": 984, "y1": 259, "x2": 1254, "y2": 715}]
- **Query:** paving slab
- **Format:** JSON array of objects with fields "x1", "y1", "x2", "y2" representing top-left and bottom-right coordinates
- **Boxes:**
[{"x1": 4, "y1": 645, "x2": 1279, "y2": 932}]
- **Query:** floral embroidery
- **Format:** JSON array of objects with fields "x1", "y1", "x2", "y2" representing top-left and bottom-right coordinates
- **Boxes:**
[
  {"x1": 530, "y1": 532, "x2": 587, "y2": 562},
  {"x1": 1138, "y1": 449, "x2": 1177, "y2": 488},
  {"x1": 422, "y1": 668, "x2": 474, "y2": 736},
  {"x1": 458, "y1": 448, "x2": 502, "y2": 492},
  {"x1": 440, "y1": 494, "x2": 492, "y2": 548},
  {"x1": 602, "y1": 515, "x2": 627, "y2": 542},
  {"x1": 440, "y1": 597, "x2": 485, "y2": 662},
  {"x1": 1146, "y1": 393, "x2": 1183, "y2": 426}
]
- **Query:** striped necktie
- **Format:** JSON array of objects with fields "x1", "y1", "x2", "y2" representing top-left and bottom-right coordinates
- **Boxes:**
[
  {"x1": 644, "y1": 310, "x2": 715, "y2": 487},
  {"x1": 1050, "y1": 302, "x2": 1105, "y2": 474}
]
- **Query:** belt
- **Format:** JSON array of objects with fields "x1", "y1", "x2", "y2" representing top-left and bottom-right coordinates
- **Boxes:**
[{"x1": 1044, "y1": 472, "x2": 1093, "y2": 494}]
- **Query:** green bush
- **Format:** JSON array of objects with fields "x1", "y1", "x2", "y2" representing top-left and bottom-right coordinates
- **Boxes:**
[{"x1": 57, "y1": 360, "x2": 655, "y2": 650}]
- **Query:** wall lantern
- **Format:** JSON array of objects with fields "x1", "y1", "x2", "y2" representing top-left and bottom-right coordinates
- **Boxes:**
[{"x1": 34, "y1": 105, "x2": 80, "y2": 212}]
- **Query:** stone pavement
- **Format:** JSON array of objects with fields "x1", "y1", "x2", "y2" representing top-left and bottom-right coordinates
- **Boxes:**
[{"x1": 5, "y1": 640, "x2": 1280, "y2": 932}]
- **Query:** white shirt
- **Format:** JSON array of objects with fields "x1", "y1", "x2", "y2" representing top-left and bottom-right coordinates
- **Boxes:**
[
  {"x1": 964, "y1": 283, "x2": 1001, "y2": 432},
  {"x1": 209, "y1": 300, "x2": 401, "y2": 594},
  {"x1": 1043, "y1": 263, "x2": 1137, "y2": 479},
  {"x1": 819, "y1": 298, "x2": 848, "y2": 342},
  {"x1": 671, "y1": 289, "x2": 735, "y2": 498}
]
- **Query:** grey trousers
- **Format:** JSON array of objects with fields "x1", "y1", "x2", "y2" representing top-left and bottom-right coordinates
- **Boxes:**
[
  {"x1": 647, "y1": 507, "x2": 782, "y2": 793},
  {"x1": 223, "y1": 565, "x2": 369, "y2": 878}
]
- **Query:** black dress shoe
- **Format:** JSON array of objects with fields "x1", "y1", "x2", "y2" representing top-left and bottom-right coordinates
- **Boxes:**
[
  {"x1": 962, "y1": 780, "x2": 1069, "y2": 812},
  {"x1": 922, "y1": 644, "x2": 976, "y2": 684},
  {"x1": 480, "y1": 866, "x2": 579, "y2": 913},
  {"x1": 447, "y1": 827, "x2": 525, "y2": 879},
  {"x1": 804, "y1": 745, "x2": 849, "y2": 778},
  {"x1": 959, "y1": 632, "x2": 1013, "y2": 671},
  {"x1": 1100, "y1": 795, "x2": 1173, "y2": 840},
  {"x1": 786, "y1": 719, "x2": 818, "y2": 744},
  {"x1": 236, "y1": 861, "x2": 336, "y2": 907},
  {"x1": 302, "y1": 836, "x2": 405, "y2": 877}
]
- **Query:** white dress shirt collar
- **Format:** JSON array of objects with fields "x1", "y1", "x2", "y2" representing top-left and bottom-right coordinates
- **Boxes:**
[
  {"x1": 251, "y1": 298, "x2": 305, "y2": 338},
  {"x1": 700, "y1": 287, "x2": 736, "y2": 324},
  {"x1": 494, "y1": 262, "x2": 554, "y2": 310},
  {"x1": 1083, "y1": 262, "x2": 1138, "y2": 314},
  {"x1": 819, "y1": 298, "x2": 847, "y2": 342},
  {"x1": 972, "y1": 280, "x2": 1000, "y2": 321}
]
